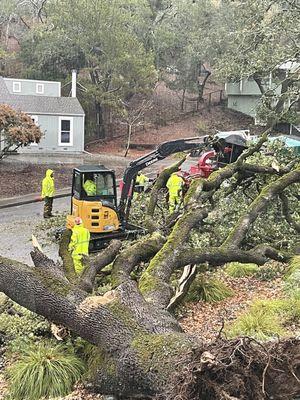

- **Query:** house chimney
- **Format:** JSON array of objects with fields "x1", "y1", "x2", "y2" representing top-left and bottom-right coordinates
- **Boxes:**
[{"x1": 71, "y1": 69, "x2": 77, "y2": 98}]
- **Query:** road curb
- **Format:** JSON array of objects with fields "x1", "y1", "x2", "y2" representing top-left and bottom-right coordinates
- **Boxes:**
[
  {"x1": 0, "y1": 172, "x2": 157, "y2": 210},
  {"x1": 0, "y1": 191, "x2": 71, "y2": 210}
]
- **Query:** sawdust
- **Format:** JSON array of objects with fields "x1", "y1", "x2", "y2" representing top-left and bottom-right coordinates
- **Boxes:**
[{"x1": 78, "y1": 291, "x2": 117, "y2": 312}]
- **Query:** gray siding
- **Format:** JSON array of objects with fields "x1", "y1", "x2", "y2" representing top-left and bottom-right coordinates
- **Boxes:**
[
  {"x1": 227, "y1": 79, "x2": 282, "y2": 97},
  {"x1": 19, "y1": 114, "x2": 85, "y2": 154},
  {"x1": 226, "y1": 77, "x2": 282, "y2": 118},
  {"x1": 227, "y1": 80, "x2": 262, "y2": 96},
  {"x1": 4, "y1": 78, "x2": 60, "y2": 97},
  {"x1": 227, "y1": 95, "x2": 261, "y2": 117}
]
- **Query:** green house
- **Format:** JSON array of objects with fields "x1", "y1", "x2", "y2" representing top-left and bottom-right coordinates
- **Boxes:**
[{"x1": 225, "y1": 61, "x2": 300, "y2": 128}]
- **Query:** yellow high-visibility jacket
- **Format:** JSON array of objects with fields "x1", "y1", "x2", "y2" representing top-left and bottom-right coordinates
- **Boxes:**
[
  {"x1": 68, "y1": 224, "x2": 90, "y2": 255},
  {"x1": 166, "y1": 174, "x2": 184, "y2": 196},
  {"x1": 136, "y1": 174, "x2": 149, "y2": 186},
  {"x1": 41, "y1": 169, "x2": 55, "y2": 198},
  {"x1": 83, "y1": 179, "x2": 96, "y2": 196}
]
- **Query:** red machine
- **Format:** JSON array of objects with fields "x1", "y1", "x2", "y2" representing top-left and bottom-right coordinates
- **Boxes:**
[
  {"x1": 188, "y1": 147, "x2": 235, "y2": 178},
  {"x1": 189, "y1": 150, "x2": 216, "y2": 178}
]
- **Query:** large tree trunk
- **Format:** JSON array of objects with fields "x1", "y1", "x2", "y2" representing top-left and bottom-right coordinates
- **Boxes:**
[
  {"x1": 0, "y1": 252, "x2": 299, "y2": 399},
  {"x1": 95, "y1": 101, "x2": 106, "y2": 139},
  {"x1": 0, "y1": 253, "x2": 196, "y2": 397},
  {"x1": 0, "y1": 133, "x2": 300, "y2": 399}
]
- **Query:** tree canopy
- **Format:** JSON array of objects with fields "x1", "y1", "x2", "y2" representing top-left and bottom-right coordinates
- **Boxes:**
[
  {"x1": 1, "y1": 0, "x2": 299, "y2": 134},
  {"x1": 0, "y1": 104, "x2": 42, "y2": 160}
]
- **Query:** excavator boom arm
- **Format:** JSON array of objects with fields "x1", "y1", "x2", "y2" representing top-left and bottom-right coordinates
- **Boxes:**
[{"x1": 118, "y1": 136, "x2": 212, "y2": 224}]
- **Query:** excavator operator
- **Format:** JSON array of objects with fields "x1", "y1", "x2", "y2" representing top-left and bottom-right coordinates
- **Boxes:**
[{"x1": 83, "y1": 176, "x2": 96, "y2": 196}]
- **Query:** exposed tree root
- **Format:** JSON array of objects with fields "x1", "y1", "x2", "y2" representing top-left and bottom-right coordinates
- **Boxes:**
[{"x1": 160, "y1": 337, "x2": 300, "y2": 400}]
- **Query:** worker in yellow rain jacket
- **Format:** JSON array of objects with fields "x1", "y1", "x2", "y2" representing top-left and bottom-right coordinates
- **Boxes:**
[
  {"x1": 41, "y1": 169, "x2": 55, "y2": 218},
  {"x1": 83, "y1": 179, "x2": 96, "y2": 196},
  {"x1": 68, "y1": 217, "x2": 90, "y2": 275},
  {"x1": 166, "y1": 172, "x2": 184, "y2": 213},
  {"x1": 134, "y1": 172, "x2": 149, "y2": 198}
]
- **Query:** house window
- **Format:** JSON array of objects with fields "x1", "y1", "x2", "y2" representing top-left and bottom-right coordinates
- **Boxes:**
[
  {"x1": 13, "y1": 82, "x2": 21, "y2": 93},
  {"x1": 59, "y1": 117, "x2": 73, "y2": 146},
  {"x1": 36, "y1": 83, "x2": 44, "y2": 94},
  {"x1": 30, "y1": 115, "x2": 39, "y2": 146}
]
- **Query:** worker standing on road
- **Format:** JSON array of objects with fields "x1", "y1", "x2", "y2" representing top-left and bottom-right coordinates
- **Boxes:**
[
  {"x1": 134, "y1": 172, "x2": 149, "y2": 197},
  {"x1": 166, "y1": 172, "x2": 184, "y2": 213},
  {"x1": 41, "y1": 169, "x2": 55, "y2": 218},
  {"x1": 68, "y1": 217, "x2": 90, "y2": 275}
]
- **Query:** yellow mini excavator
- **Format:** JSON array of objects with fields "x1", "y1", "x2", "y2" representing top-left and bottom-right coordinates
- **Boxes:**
[{"x1": 66, "y1": 135, "x2": 247, "y2": 251}]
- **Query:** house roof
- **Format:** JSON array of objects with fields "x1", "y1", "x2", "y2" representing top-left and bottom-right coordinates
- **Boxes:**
[{"x1": 0, "y1": 77, "x2": 85, "y2": 116}]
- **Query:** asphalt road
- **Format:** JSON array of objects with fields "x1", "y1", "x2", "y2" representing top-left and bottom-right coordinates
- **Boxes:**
[
  {"x1": 0, "y1": 196, "x2": 70, "y2": 223},
  {"x1": 0, "y1": 157, "x2": 195, "y2": 265}
]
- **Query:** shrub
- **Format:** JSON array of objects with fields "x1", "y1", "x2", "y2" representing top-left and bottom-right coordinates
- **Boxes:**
[
  {"x1": 255, "y1": 262, "x2": 285, "y2": 281},
  {"x1": 0, "y1": 104, "x2": 42, "y2": 161},
  {"x1": 0, "y1": 303, "x2": 50, "y2": 343},
  {"x1": 186, "y1": 275, "x2": 233, "y2": 303},
  {"x1": 7, "y1": 341, "x2": 85, "y2": 400},
  {"x1": 224, "y1": 262, "x2": 259, "y2": 278}
]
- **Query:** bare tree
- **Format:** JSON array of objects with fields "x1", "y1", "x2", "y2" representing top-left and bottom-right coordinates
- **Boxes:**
[{"x1": 119, "y1": 99, "x2": 153, "y2": 157}]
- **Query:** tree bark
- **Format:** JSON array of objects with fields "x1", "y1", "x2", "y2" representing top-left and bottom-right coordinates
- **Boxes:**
[
  {"x1": 0, "y1": 255, "x2": 195, "y2": 397},
  {"x1": 1, "y1": 135, "x2": 300, "y2": 399},
  {"x1": 95, "y1": 101, "x2": 105, "y2": 139},
  {"x1": 124, "y1": 124, "x2": 132, "y2": 158}
]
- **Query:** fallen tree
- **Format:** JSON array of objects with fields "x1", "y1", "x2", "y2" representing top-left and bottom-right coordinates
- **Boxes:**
[{"x1": 0, "y1": 134, "x2": 300, "y2": 399}]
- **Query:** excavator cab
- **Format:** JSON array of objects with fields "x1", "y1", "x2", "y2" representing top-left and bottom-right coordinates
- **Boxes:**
[{"x1": 67, "y1": 165, "x2": 120, "y2": 236}]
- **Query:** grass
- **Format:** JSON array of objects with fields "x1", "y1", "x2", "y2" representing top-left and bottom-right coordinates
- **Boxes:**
[
  {"x1": 226, "y1": 300, "x2": 285, "y2": 340},
  {"x1": 227, "y1": 307, "x2": 285, "y2": 340},
  {"x1": 284, "y1": 256, "x2": 300, "y2": 299},
  {"x1": 227, "y1": 298, "x2": 300, "y2": 341},
  {"x1": 185, "y1": 274, "x2": 233, "y2": 303},
  {"x1": 284, "y1": 269, "x2": 300, "y2": 299},
  {"x1": 224, "y1": 262, "x2": 259, "y2": 278},
  {"x1": 7, "y1": 341, "x2": 85, "y2": 400},
  {"x1": 285, "y1": 255, "x2": 300, "y2": 279}
]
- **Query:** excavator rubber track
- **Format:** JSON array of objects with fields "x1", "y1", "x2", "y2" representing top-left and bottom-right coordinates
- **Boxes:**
[{"x1": 89, "y1": 223, "x2": 146, "y2": 252}]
